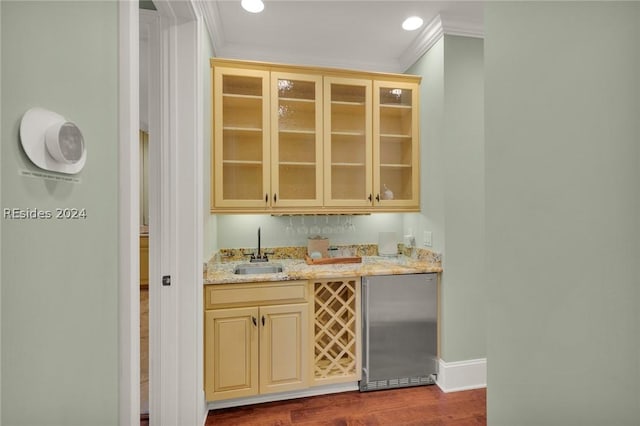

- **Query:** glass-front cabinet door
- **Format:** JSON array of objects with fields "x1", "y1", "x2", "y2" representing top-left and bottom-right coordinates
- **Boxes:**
[
  {"x1": 211, "y1": 59, "x2": 421, "y2": 213},
  {"x1": 323, "y1": 77, "x2": 372, "y2": 207},
  {"x1": 373, "y1": 81, "x2": 419, "y2": 208},
  {"x1": 270, "y1": 72, "x2": 323, "y2": 208},
  {"x1": 213, "y1": 67, "x2": 270, "y2": 209}
]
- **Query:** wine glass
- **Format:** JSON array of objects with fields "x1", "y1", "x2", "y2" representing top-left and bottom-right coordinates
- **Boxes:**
[
  {"x1": 297, "y1": 216, "x2": 308, "y2": 235},
  {"x1": 309, "y1": 215, "x2": 321, "y2": 235},
  {"x1": 346, "y1": 216, "x2": 356, "y2": 232},
  {"x1": 333, "y1": 215, "x2": 345, "y2": 234},
  {"x1": 285, "y1": 216, "x2": 295, "y2": 236},
  {"x1": 322, "y1": 216, "x2": 333, "y2": 234}
]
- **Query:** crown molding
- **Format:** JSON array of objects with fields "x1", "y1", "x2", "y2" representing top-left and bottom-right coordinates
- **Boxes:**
[
  {"x1": 398, "y1": 14, "x2": 484, "y2": 72},
  {"x1": 441, "y1": 15, "x2": 485, "y2": 39},
  {"x1": 197, "y1": 0, "x2": 224, "y2": 57},
  {"x1": 198, "y1": 4, "x2": 484, "y2": 74},
  {"x1": 216, "y1": 43, "x2": 403, "y2": 74},
  {"x1": 398, "y1": 15, "x2": 445, "y2": 71}
]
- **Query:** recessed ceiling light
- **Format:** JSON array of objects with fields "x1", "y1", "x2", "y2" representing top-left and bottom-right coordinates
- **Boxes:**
[
  {"x1": 402, "y1": 16, "x2": 424, "y2": 31},
  {"x1": 241, "y1": 0, "x2": 264, "y2": 13}
]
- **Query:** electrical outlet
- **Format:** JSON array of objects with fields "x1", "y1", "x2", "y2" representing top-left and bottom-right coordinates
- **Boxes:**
[{"x1": 424, "y1": 231, "x2": 432, "y2": 247}]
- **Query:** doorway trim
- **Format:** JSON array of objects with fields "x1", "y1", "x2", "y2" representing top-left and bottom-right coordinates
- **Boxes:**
[
  {"x1": 119, "y1": 1, "x2": 205, "y2": 425},
  {"x1": 118, "y1": 1, "x2": 140, "y2": 425}
]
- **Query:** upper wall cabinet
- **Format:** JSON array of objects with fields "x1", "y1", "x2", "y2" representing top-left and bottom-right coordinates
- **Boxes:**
[
  {"x1": 213, "y1": 67, "x2": 270, "y2": 209},
  {"x1": 323, "y1": 76, "x2": 373, "y2": 208},
  {"x1": 271, "y1": 72, "x2": 324, "y2": 208},
  {"x1": 211, "y1": 59, "x2": 421, "y2": 214},
  {"x1": 373, "y1": 81, "x2": 420, "y2": 208}
]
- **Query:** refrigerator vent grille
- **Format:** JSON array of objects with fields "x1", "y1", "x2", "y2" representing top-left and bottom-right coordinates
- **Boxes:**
[{"x1": 362, "y1": 374, "x2": 436, "y2": 391}]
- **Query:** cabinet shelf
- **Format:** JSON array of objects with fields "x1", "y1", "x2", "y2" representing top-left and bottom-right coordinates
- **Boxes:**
[
  {"x1": 331, "y1": 162, "x2": 366, "y2": 167},
  {"x1": 279, "y1": 129, "x2": 316, "y2": 135},
  {"x1": 331, "y1": 131, "x2": 365, "y2": 137},
  {"x1": 331, "y1": 100, "x2": 366, "y2": 107},
  {"x1": 223, "y1": 160, "x2": 263, "y2": 166},
  {"x1": 380, "y1": 133, "x2": 411, "y2": 139},
  {"x1": 380, "y1": 103, "x2": 412, "y2": 109},
  {"x1": 280, "y1": 97, "x2": 316, "y2": 104},
  {"x1": 279, "y1": 161, "x2": 316, "y2": 167},
  {"x1": 223, "y1": 126, "x2": 263, "y2": 132},
  {"x1": 223, "y1": 93, "x2": 263, "y2": 100},
  {"x1": 380, "y1": 163, "x2": 412, "y2": 168}
]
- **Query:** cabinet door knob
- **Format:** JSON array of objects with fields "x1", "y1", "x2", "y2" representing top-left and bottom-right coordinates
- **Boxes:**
[
  {"x1": 273, "y1": 193, "x2": 277, "y2": 203},
  {"x1": 252, "y1": 316, "x2": 257, "y2": 327},
  {"x1": 376, "y1": 194, "x2": 381, "y2": 202},
  {"x1": 265, "y1": 193, "x2": 269, "y2": 203},
  {"x1": 368, "y1": 194, "x2": 372, "y2": 202},
  {"x1": 261, "y1": 316, "x2": 265, "y2": 326}
]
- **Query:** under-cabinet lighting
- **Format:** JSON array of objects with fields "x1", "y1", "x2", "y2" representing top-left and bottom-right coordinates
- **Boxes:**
[
  {"x1": 402, "y1": 16, "x2": 423, "y2": 31},
  {"x1": 241, "y1": 0, "x2": 264, "y2": 13}
]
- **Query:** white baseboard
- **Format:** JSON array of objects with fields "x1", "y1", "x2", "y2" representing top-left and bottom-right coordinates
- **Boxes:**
[
  {"x1": 205, "y1": 359, "x2": 486, "y2": 412},
  {"x1": 201, "y1": 389, "x2": 208, "y2": 426},
  {"x1": 436, "y1": 358, "x2": 486, "y2": 393},
  {"x1": 206, "y1": 382, "x2": 359, "y2": 410}
]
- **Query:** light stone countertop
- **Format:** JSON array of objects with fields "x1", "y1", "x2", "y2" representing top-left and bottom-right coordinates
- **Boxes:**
[{"x1": 204, "y1": 255, "x2": 442, "y2": 285}]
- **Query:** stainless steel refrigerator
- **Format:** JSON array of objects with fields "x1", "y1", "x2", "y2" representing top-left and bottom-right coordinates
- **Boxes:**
[{"x1": 360, "y1": 273, "x2": 438, "y2": 391}]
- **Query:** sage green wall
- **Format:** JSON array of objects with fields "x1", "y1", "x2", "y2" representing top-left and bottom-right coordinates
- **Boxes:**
[
  {"x1": 1, "y1": 2, "x2": 119, "y2": 425},
  {"x1": 407, "y1": 35, "x2": 486, "y2": 362},
  {"x1": 405, "y1": 38, "x2": 445, "y2": 253},
  {"x1": 485, "y1": 3, "x2": 640, "y2": 425},
  {"x1": 441, "y1": 35, "x2": 485, "y2": 362}
]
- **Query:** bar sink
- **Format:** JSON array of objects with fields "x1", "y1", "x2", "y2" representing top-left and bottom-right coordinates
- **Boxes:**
[{"x1": 233, "y1": 263, "x2": 284, "y2": 275}]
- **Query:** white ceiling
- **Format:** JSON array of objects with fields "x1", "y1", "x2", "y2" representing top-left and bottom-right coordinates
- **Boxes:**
[{"x1": 202, "y1": 1, "x2": 484, "y2": 73}]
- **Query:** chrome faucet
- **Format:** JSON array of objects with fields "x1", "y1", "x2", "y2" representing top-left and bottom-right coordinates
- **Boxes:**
[{"x1": 250, "y1": 227, "x2": 269, "y2": 262}]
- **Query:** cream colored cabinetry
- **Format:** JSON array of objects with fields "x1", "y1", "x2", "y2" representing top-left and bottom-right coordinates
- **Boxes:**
[
  {"x1": 259, "y1": 303, "x2": 308, "y2": 394},
  {"x1": 373, "y1": 81, "x2": 420, "y2": 208},
  {"x1": 323, "y1": 77, "x2": 373, "y2": 207},
  {"x1": 212, "y1": 63, "x2": 323, "y2": 211},
  {"x1": 309, "y1": 277, "x2": 361, "y2": 386},
  {"x1": 324, "y1": 78, "x2": 420, "y2": 210},
  {"x1": 213, "y1": 67, "x2": 270, "y2": 209},
  {"x1": 211, "y1": 59, "x2": 421, "y2": 213},
  {"x1": 204, "y1": 281, "x2": 309, "y2": 401},
  {"x1": 204, "y1": 307, "x2": 258, "y2": 400},
  {"x1": 271, "y1": 72, "x2": 324, "y2": 208}
]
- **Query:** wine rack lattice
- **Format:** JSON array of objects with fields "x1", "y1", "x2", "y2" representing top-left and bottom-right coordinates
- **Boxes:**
[{"x1": 313, "y1": 279, "x2": 358, "y2": 382}]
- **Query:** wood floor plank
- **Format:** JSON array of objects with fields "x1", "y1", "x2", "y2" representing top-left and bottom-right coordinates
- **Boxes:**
[{"x1": 206, "y1": 387, "x2": 486, "y2": 426}]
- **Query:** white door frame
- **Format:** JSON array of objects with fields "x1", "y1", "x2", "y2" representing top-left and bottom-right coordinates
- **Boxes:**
[
  {"x1": 118, "y1": 2, "x2": 140, "y2": 425},
  {"x1": 119, "y1": 1, "x2": 205, "y2": 425}
]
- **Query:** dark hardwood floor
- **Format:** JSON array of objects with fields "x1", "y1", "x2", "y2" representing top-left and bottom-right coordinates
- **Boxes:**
[{"x1": 205, "y1": 386, "x2": 486, "y2": 425}]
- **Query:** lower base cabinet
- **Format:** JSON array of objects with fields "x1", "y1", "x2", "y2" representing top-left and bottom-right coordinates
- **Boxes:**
[
  {"x1": 205, "y1": 307, "x2": 258, "y2": 400},
  {"x1": 260, "y1": 303, "x2": 309, "y2": 394},
  {"x1": 204, "y1": 282, "x2": 309, "y2": 401},
  {"x1": 204, "y1": 278, "x2": 361, "y2": 402}
]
